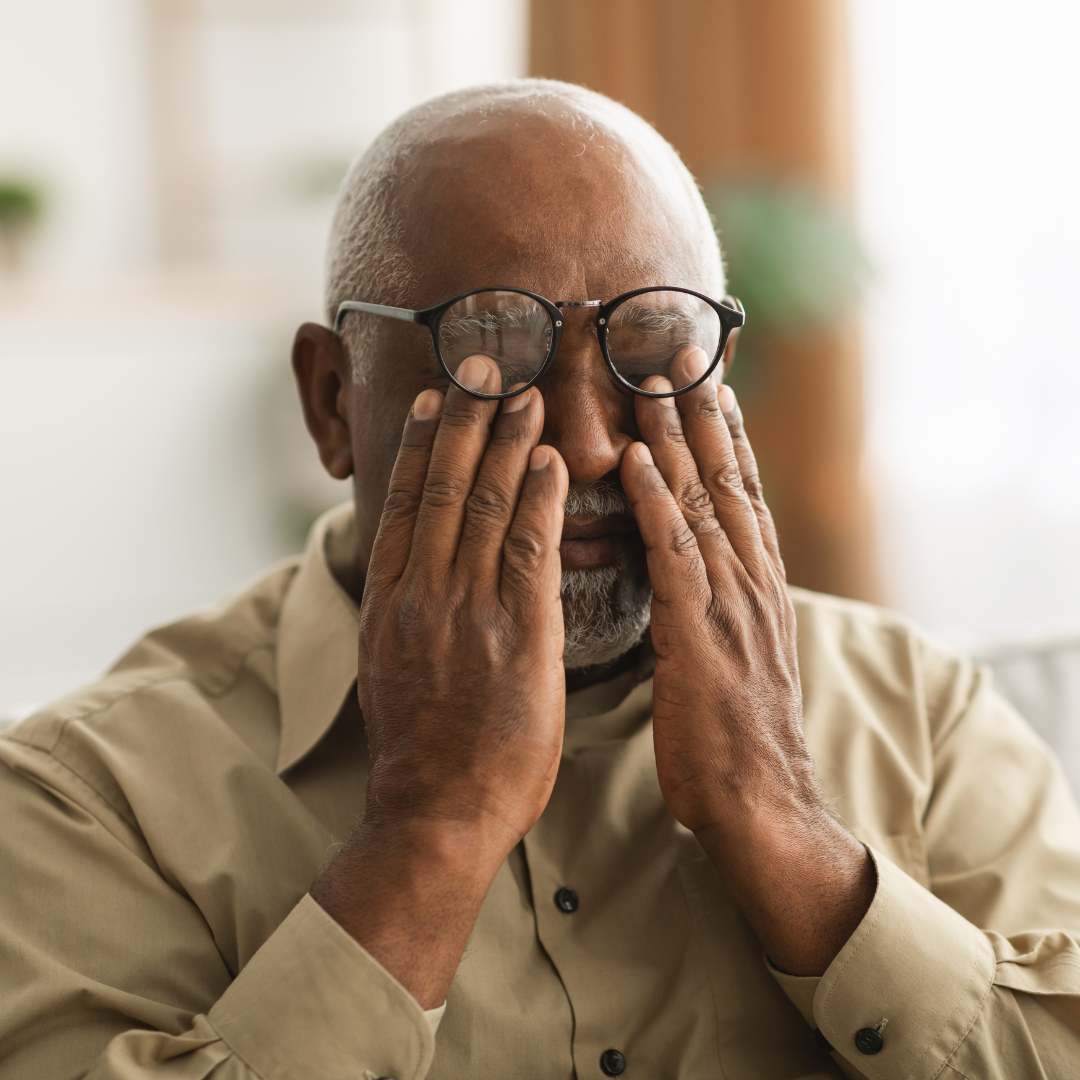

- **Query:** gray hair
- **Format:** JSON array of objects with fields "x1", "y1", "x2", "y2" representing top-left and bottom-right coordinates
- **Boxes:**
[{"x1": 324, "y1": 78, "x2": 723, "y2": 382}]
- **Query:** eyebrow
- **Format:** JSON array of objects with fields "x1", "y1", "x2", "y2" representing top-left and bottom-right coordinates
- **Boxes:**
[
  {"x1": 611, "y1": 303, "x2": 701, "y2": 334},
  {"x1": 438, "y1": 304, "x2": 551, "y2": 341}
]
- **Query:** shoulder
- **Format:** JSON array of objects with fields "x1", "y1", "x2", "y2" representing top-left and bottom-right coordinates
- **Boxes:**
[
  {"x1": 0, "y1": 558, "x2": 300, "y2": 826},
  {"x1": 789, "y1": 587, "x2": 998, "y2": 854},
  {"x1": 790, "y1": 586, "x2": 979, "y2": 744}
]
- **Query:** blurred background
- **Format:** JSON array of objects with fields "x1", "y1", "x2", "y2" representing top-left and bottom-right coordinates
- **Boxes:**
[{"x1": 2, "y1": 0, "x2": 1080, "y2": 779}]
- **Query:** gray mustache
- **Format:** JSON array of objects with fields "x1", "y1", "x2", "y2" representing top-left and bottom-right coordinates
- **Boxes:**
[{"x1": 563, "y1": 480, "x2": 634, "y2": 518}]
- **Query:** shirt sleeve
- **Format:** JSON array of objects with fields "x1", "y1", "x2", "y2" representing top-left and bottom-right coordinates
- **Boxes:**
[
  {"x1": 769, "y1": 660, "x2": 1080, "y2": 1079},
  {"x1": 0, "y1": 737, "x2": 437, "y2": 1080},
  {"x1": 87, "y1": 897, "x2": 438, "y2": 1080}
]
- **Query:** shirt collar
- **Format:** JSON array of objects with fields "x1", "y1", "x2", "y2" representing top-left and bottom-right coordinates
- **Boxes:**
[{"x1": 275, "y1": 502, "x2": 361, "y2": 775}]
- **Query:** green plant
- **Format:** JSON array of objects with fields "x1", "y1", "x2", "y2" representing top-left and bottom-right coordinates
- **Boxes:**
[
  {"x1": 0, "y1": 177, "x2": 46, "y2": 273},
  {"x1": 0, "y1": 179, "x2": 43, "y2": 226},
  {"x1": 705, "y1": 179, "x2": 865, "y2": 330},
  {"x1": 703, "y1": 178, "x2": 866, "y2": 397}
]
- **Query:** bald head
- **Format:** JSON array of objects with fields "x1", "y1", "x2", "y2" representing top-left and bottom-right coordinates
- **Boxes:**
[{"x1": 325, "y1": 79, "x2": 723, "y2": 378}]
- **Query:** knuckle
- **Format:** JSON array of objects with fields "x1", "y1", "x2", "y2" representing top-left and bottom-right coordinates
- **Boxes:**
[
  {"x1": 394, "y1": 593, "x2": 427, "y2": 639},
  {"x1": 422, "y1": 472, "x2": 470, "y2": 507},
  {"x1": 660, "y1": 419, "x2": 688, "y2": 446},
  {"x1": 679, "y1": 485, "x2": 715, "y2": 521},
  {"x1": 690, "y1": 514, "x2": 723, "y2": 541},
  {"x1": 745, "y1": 589, "x2": 770, "y2": 628},
  {"x1": 707, "y1": 464, "x2": 745, "y2": 498},
  {"x1": 503, "y1": 529, "x2": 548, "y2": 573},
  {"x1": 439, "y1": 400, "x2": 487, "y2": 430},
  {"x1": 667, "y1": 523, "x2": 700, "y2": 558},
  {"x1": 489, "y1": 417, "x2": 531, "y2": 448},
  {"x1": 381, "y1": 486, "x2": 420, "y2": 519},
  {"x1": 695, "y1": 392, "x2": 722, "y2": 420},
  {"x1": 466, "y1": 483, "x2": 513, "y2": 522},
  {"x1": 742, "y1": 470, "x2": 764, "y2": 501},
  {"x1": 472, "y1": 624, "x2": 509, "y2": 668}
]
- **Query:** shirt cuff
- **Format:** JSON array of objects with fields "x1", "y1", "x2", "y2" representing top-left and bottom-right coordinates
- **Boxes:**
[
  {"x1": 208, "y1": 893, "x2": 436, "y2": 1080},
  {"x1": 767, "y1": 962, "x2": 820, "y2": 1028},
  {"x1": 808, "y1": 845, "x2": 995, "y2": 1078}
]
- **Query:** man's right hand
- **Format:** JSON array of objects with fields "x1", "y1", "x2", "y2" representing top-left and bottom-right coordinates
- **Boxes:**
[{"x1": 311, "y1": 355, "x2": 568, "y2": 1009}]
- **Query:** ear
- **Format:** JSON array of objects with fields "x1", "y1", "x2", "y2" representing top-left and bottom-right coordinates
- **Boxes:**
[
  {"x1": 291, "y1": 322, "x2": 354, "y2": 480},
  {"x1": 720, "y1": 325, "x2": 741, "y2": 382}
]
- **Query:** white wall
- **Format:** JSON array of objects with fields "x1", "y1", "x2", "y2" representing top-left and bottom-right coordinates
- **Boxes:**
[
  {"x1": 0, "y1": 0, "x2": 528, "y2": 714},
  {"x1": 852, "y1": 0, "x2": 1080, "y2": 648},
  {"x1": 0, "y1": 0, "x2": 154, "y2": 276}
]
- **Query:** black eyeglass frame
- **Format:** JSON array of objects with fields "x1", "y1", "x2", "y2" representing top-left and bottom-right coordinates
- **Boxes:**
[{"x1": 333, "y1": 285, "x2": 746, "y2": 401}]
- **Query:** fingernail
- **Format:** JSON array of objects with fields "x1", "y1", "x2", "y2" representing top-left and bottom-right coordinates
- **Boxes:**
[
  {"x1": 529, "y1": 446, "x2": 550, "y2": 470},
  {"x1": 631, "y1": 442, "x2": 653, "y2": 465},
  {"x1": 412, "y1": 389, "x2": 443, "y2": 420},
  {"x1": 684, "y1": 346, "x2": 711, "y2": 382},
  {"x1": 456, "y1": 355, "x2": 493, "y2": 391},
  {"x1": 501, "y1": 386, "x2": 531, "y2": 413},
  {"x1": 652, "y1": 377, "x2": 674, "y2": 395},
  {"x1": 717, "y1": 384, "x2": 736, "y2": 414}
]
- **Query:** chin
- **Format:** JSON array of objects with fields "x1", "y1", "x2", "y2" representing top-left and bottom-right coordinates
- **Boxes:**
[{"x1": 561, "y1": 554, "x2": 652, "y2": 671}]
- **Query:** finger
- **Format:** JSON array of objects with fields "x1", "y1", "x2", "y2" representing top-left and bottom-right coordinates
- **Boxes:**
[
  {"x1": 716, "y1": 383, "x2": 784, "y2": 574},
  {"x1": 408, "y1": 355, "x2": 502, "y2": 574},
  {"x1": 500, "y1": 445, "x2": 568, "y2": 636},
  {"x1": 455, "y1": 385, "x2": 545, "y2": 585},
  {"x1": 664, "y1": 346, "x2": 770, "y2": 577},
  {"x1": 365, "y1": 389, "x2": 444, "y2": 595},
  {"x1": 633, "y1": 363, "x2": 758, "y2": 582},
  {"x1": 619, "y1": 439, "x2": 715, "y2": 610}
]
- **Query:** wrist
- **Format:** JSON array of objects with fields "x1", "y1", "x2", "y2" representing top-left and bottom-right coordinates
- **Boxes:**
[
  {"x1": 316, "y1": 813, "x2": 509, "y2": 925},
  {"x1": 357, "y1": 809, "x2": 515, "y2": 881},
  {"x1": 312, "y1": 813, "x2": 511, "y2": 1009},
  {"x1": 696, "y1": 805, "x2": 875, "y2": 976},
  {"x1": 692, "y1": 784, "x2": 833, "y2": 862}
]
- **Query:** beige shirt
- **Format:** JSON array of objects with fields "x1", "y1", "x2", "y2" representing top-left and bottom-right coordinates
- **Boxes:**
[{"x1": 4, "y1": 504, "x2": 1080, "y2": 1080}]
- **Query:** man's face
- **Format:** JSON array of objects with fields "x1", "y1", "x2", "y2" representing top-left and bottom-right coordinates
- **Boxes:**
[{"x1": 339, "y1": 112, "x2": 719, "y2": 668}]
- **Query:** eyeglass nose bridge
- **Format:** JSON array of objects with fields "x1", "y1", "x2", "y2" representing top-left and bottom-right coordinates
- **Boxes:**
[
  {"x1": 551, "y1": 299, "x2": 603, "y2": 331},
  {"x1": 554, "y1": 299, "x2": 603, "y2": 327}
]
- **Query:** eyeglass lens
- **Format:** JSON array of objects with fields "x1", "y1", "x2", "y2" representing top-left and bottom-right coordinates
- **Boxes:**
[
  {"x1": 434, "y1": 287, "x2": 723, "y2": 397},
  {"x1": 436, "y1": 290, "x2": 552, "y2": 395},
  {"x1": 605, "y1": 290, "x2": 722, "y2": 392}
]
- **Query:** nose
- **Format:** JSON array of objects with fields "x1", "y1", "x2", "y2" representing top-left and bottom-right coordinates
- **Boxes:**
[{"x1": 538, "y1": 324, "x2": 636, "y2": 487}]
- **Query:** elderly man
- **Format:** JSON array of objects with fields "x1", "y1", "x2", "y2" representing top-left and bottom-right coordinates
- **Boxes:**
[{"x1": 3, "y1": 80, "x2": 1080, "y2": 1080}]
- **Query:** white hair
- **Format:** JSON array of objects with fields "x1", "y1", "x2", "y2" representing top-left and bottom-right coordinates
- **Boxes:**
[{"x1": 324, "y1": 78, "x2": 723, "y2": 382}]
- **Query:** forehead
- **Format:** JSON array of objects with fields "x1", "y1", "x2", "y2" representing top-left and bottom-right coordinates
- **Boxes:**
[{"x1": 392, "y1": 110, "x2": 715, "y2": 304}]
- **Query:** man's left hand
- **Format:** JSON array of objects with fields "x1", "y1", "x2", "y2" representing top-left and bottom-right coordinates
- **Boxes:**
[{"x1": 620, "y1": 347, "x2": 875, "y2": 977}]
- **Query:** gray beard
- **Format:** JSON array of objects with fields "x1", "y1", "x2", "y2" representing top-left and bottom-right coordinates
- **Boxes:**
[{"x1": 561, "y1": 480, "x2": 652, "y2": 671}]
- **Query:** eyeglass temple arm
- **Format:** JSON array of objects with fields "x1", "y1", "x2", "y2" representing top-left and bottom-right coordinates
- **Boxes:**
[
  {"x1": 720, "y1": 296, "x2": 746, "y2": 329},
  {"x1": 334, "y1": 300, "x2": 421, "y2": 334}
]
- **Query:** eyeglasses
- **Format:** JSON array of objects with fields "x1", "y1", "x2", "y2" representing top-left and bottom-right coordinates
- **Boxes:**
[{"x1": 334, "y1": 286, "x2": 745, "y2": 400}]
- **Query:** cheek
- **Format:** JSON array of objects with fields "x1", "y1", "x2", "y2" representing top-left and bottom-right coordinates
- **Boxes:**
[
  {"x1": 350, "y1": 389, "x2": 409, "y2": 493},
  {"x1": 348, "y1": 382, "x2": 415, "y2": 567}
]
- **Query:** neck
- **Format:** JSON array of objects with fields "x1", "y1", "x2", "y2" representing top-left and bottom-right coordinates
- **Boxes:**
[{"x1": 564, "y1": 637, "x2": 652, "y2": 694}]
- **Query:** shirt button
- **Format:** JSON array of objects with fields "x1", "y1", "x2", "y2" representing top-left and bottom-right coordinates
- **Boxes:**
[
  {"x1": 554, "y1": 887, "x2": 579, "y2": 913},
  {"x1": 855, "y1": 1027, "x2": 884, "y2": 1055},
  {"x1": 600, "y1": 1048, "x2": 626, "y2": 1075}
]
